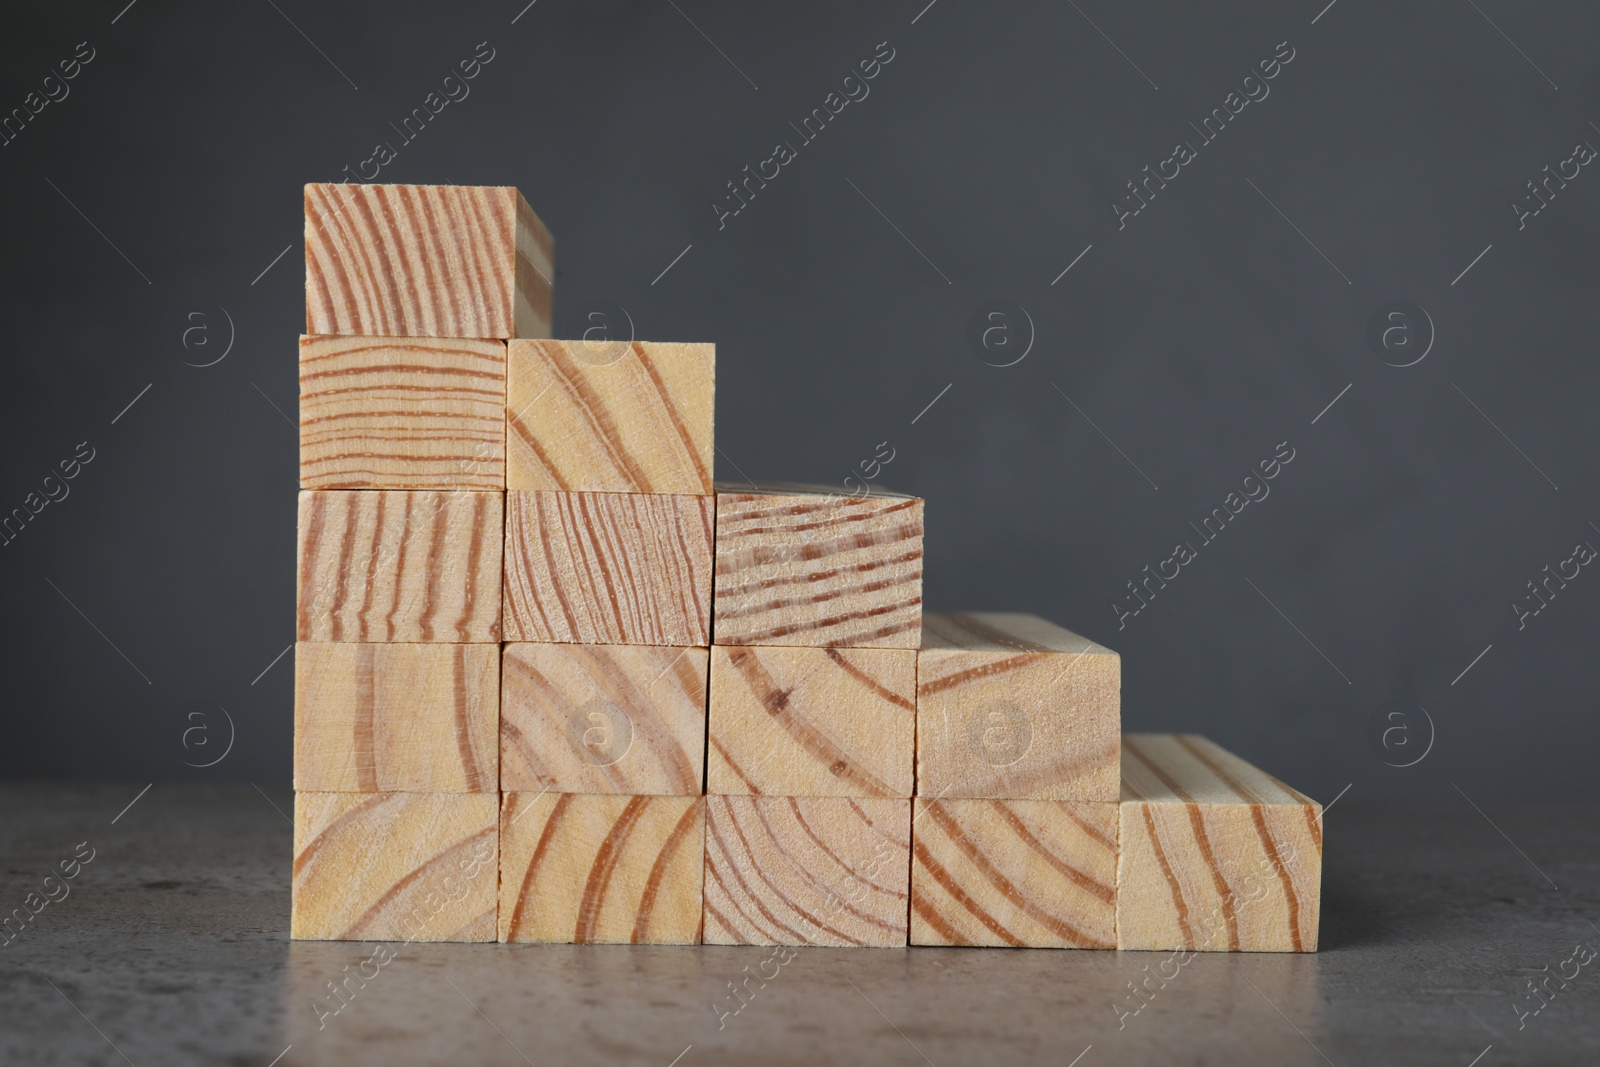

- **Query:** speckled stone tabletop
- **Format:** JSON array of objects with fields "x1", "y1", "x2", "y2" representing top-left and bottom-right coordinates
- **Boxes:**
[{"x1": 0, "y1": 783, "x2": 1594, "y2": 1065}]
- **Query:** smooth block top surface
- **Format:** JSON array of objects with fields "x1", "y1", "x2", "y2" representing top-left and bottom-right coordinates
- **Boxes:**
[
  {"x1": 1120, "y1": 732, "x2": 1318, "y2": 807},
  {"x1": 920, "y1": 611, "x2": 1115, "y2": 655}
]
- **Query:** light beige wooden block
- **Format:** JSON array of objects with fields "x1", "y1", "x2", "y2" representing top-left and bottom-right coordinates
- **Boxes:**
[
  {"x1": 707, "y1": 646, "x2": 914, "y2": 797},
  {"x1": 292, "y1": 792, "x2": 497, "y2": 941},
  {"x1": 499, "y1": 793, "x2": 704, "y2": 944},
  {"x1": 294, "y1": 643, "x2": 497, "y2": 792},
  {"x1": 704, "y1": 796, "x2": 910, "y2": 947},
  {"x1": 501, "y1": 643, "x2": 706, "y2": 795},
  {"x1": 298, "y1": 335, "x2": 506, "y2": 490},
  {"x1": 916, "y1": 612, "x2": 1119, "y2": 801},
  {"x1": 502, "y1": 490, "x2": 712, "y2": 646},
  {"x1": 297, "y1": 490, "x2": 503, "y2": 643},
  {"x1": 506, "y1": 340, "x2": 713, "y2": 495},
  {"x1": 910, "y1": 798, "x2": 1116, "y2": 948},
  {"x1": 304, "y1": 183, "x2": 553, "y2": 339},
  {"x1": 712, "y1": 486, "x2": 923, "y2": 648},
  {"x1": 1118, "y1": 734, "x2": 1322, "y2": 953}
]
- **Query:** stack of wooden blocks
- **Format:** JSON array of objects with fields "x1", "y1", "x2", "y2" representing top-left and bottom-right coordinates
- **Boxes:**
[
  {"x1": 703, "y1": 485, "x2": 924, "y2": 946},
  {"x1": 292, "y1": 184, "x2": 552, "y2": 943},
  {"x1": 496, "y1": 334, "x2": 716, "y2": 946},
  {"x1": 291, "y1": 183, "x2": 1323, "y2": 954}
]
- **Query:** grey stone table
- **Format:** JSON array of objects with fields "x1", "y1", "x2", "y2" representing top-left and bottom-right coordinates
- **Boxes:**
[{"x1": 1, "y1": 783, "x2": 1595, "y2": 1066}]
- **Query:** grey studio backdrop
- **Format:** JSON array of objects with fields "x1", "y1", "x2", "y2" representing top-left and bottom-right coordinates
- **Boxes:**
[{"x1": 1, "y1": 1, "x2": 1595, "y2": 802}]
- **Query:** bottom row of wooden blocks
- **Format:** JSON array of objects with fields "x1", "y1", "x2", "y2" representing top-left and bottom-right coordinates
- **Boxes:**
[{"x1": 290, "y1": 736, "x2": 1322, "y2": 951}]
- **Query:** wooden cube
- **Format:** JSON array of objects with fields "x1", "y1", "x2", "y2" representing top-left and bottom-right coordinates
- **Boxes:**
[
  {"x1": 294, "y1": 643, "x2": 498, "y2": 792},
  {"x1": 712, "y1": 486, "x2": 923, "y2": 648},
  {"x1": 916, "y1": 613, "x2": 1119, "y2": 801},
  {"x1": 501, "y1": 643, "x2": 706, "y2": 795},
  {"x1": 506, "y1": 340, "x2": 713, "y2": 495},
  {"x1": 297, "y1": 490, "x2": 503, "y2": 642},
  {"x1": 707, "y1": 646, "x2": 914, "y2": 797},
  {"x1": 1118, "y1": 734, "x2": 1322, "y2": 952},
  {"x1": 304, "y1": 183, "x2": 553, "y2": 339},
  {"x1": 910, "y1": 798, "x2": 1116, "y2": 948},
  {"x1": 704, "y1": 796, "x2": 910, "y2": 947},
  {"x1": 499, "y1": 793, "x2": 704, "y2": 944},
  {"x1": 299, "y1": 335, "x2": 506, "y2": 490},
  {"x1": 292, "y1": 792, "x2": 497, "y2": 941},
  {"x1": 502, "y1": 491, "x2": 712, "y2": 646}
]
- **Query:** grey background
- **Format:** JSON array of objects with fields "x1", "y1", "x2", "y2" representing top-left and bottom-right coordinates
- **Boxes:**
[{"x1": 1, "y1": 0, "x2": 1595, "y2": 801}]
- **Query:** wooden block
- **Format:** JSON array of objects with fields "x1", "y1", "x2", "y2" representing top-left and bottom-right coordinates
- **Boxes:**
[
  {"x1": 703, "y1": 796, "x2": 910, "y2": 947},
  {"x1": 506, "y1": 340, "x2": 713, "y2": 495},
  {"x1": 499, "y1": 793, "x2": 704, "y2": 944},
  {"x1": 712, "y1": 486, "x2": 923, "y2": 648},
  {"x1": 294, "y1": 643, "x2": 498, "y2": 792},
  {"x1": 292, "y1": 792, "x2": 497, "y2": 941},
  {"x1": 501, "y1": 643, "x2": 706, "y2": 795},
  {"x1": 502, "y1": 490, "x2": 712, "y2": 646},
  {"x1": 299, "y1": 335, "x2": 506, "y2": 490},
  {"x1": 297, "y1": 490, "x2": 503, "y2": 643},
  {"x1": 707, "y1": 646, "x2": 914, "y2": 797},
  {"x1": 910, "y1": 798, "x2": 1116, "y2": 948},
  {"x1": 1118, "y1": 734, "x2": 1322, "y2": 952},
  {"x1": 304, "y1": 183, "x2": 553, "y2": 339},
  {"x1": 916, "y1": 612, "x2": 1119, "y2": 801}
]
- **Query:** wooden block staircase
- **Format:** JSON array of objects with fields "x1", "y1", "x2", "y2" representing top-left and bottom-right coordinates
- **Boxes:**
[{"x1": 290, "y1": 182, "x2": 1321, "y2": 952}]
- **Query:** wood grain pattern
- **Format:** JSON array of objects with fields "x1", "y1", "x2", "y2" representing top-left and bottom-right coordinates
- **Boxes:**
[
  {"x1": 499, "y1": 793, "x2": 704, "y2": 944},
  {"x1": 707, "y1": 646, "x2": 914, "y2": 797},
  {"x1": 298, "y1": 490, "x2": 503, "y2": 642},
  {"x1": 502, "y1": 491, "x2": 713, "y2": 646},
  {"x1": 703, "y1": 796, "x2": 910, "y2": 947},
  {"x1": 712, "y1": 486, "x2": 923, "y2": 648},
  {"x1": 292, "y1": 792, "x2": 497, "y2": 942},
  {"x1": 501, "y1": 643, "x2": 707, "y2": 795},
  {"x1": 916, "y1": 612, "x2": 1120, "y2": 801},
  {"x1": 305, "y1": 183, "x2": 553, "y2": 339},
  {"x1": 910, "y1": 798, "x2": 1116, "y2": 948},
  {"x1": 298, "y1": 335, "x2": 506, "y2": 490},
  {"x1": 506, "y1": 340, "x2": 714, "y2": 495},
  {"x1": 294, "y1": 643, "x2": 498, "y2": 792},
  {"x1": 1118, "y1": 734, "x2": 1322, "y2": 953}
]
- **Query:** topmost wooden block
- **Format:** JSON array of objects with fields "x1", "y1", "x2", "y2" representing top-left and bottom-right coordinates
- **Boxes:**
[{"x1": 305, "y1": 184, "x2": 554, "y2": 340}]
